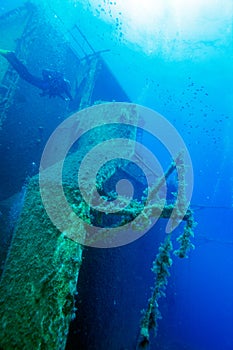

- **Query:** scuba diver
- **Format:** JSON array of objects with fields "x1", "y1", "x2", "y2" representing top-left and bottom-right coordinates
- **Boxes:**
[{"x1": 0, "y1": 49, "x2": 73, "y2": 101}]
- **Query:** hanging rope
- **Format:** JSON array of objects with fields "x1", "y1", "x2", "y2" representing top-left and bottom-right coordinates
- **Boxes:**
[{"x1": 137, "y1": 152, "x2": 196, "y2": 349}]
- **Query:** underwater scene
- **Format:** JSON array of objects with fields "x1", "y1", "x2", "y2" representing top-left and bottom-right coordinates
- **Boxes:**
[{"x1": 0, "y1": 1, "x2": 232, "y2": 349}]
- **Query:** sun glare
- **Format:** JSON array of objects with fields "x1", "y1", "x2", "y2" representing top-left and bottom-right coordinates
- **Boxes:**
[{"x1": 84, "y1": 0, "x2": 232, "y2": 56}]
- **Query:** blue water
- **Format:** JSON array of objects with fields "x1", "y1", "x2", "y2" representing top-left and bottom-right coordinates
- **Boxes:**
[{"x1": 0, "y1": 1, "x2": 232, "y2": 349}]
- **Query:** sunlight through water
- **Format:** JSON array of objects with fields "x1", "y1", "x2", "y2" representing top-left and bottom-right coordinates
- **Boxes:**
[{"x1": 79, "y1": 0, "x2": 232, "y2": 56}]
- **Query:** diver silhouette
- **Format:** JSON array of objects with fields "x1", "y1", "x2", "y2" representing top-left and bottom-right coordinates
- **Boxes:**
[{"x1": 0, "y1": 49, "x2": 73, "y2": 101}]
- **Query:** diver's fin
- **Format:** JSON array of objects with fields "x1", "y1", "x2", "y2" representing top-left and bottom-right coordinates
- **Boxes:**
[{"x1": 0, "y1": 49, "x2": 13, "y2": 57}]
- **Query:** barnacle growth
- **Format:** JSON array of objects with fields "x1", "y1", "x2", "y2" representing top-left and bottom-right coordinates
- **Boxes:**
[{"x1": 136, "y1": 152, "x2": 196, "y2": 349}]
